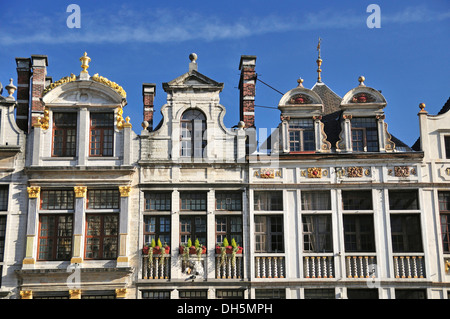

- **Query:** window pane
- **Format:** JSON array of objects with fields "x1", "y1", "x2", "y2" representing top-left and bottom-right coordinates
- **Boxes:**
[
  {"x1": 215, "y1": 192, "x2": 242, "y2": 211},
  {"x1": 87, "y1": 189, "x2": 119, "y2": 209},
  {"x1": 445, "y1": 136, "x2": 450, "y2": 159},
  {"x1": 301, "y1": 191, "x2": 331, "y2": 210},
  {"x1": 351, "y1": 117, "x2": 378, "y2": 152},
  {"x1": 53, "y1": 113, "x2": 77, "y2": 157},
  {"x1": 343, "y1": 214, "x2": 375, "y2": 252},
  {"x1": 38, "y1": 215, "x2": 73, "y2": 261},
  {"x1": 302, "y1": 215, "x2": 333, "y2": 252},
  {"x1": 254, "y1": 191, "x2": 283, "y2": 211},
  {"x1": 289, "y1": 119, "x2": 315, "y2": 152},
  {"x1": 342, "y1": 190, "x2": 373, "y2": 210},
  {"x1": 389, "y1": 190, "x2": 419, "y2": 210},
  {"x1": 89, "y1": 113, "x2": 114, "y2": 157},
  {"x1": 0, "y1": 216, "x2": 6, "y2": 262},
  {"x1": 145, "y1": 192, "x2": 171, "y2": 211},
  {"x1": 390, "y1": 214, "x2": 423, "y2": 252},
  {"x1": 41, "y1": 190, "x2": 74, "y2": 210},
  {"x1": 85, "y1": 214, "x2": 118, "y2": 260},
  {"x1": 0, "y1": 187, "x2": 8, "y2": 211},
  {"x1": 180, "y1": 192, "x2": 206, "y2": 211},
  {"x1": 254, "y1": 215, "x2": 283, "y2": 253}
]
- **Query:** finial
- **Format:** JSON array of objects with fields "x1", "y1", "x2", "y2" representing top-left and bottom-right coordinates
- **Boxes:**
[
  {"x1": 297, "y1": 78, "x2": 304, "y2": 87},
  {"x1": 5, "y1": 78, "x2": 17, "y2": 99},
  {"x1": 358, "y1": 76, "x2": 366, "y2": 86},
  {"x1": 316, "y1": 37, "x2": 322, "y2": 83},
  {"x1": 189, "y1": 53, "x2": 198, "y2": 71},
  {"x1": 419, "y1": 103, "x2": 426, "y2": 111},
  {"x1": 79, "y1": 52, "x2": 91, "y2": 74}
]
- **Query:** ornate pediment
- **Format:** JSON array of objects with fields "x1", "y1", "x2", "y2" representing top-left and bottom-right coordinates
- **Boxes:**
[{"x1": 163, "y1": 70, "x2": 224, "y2": 92}]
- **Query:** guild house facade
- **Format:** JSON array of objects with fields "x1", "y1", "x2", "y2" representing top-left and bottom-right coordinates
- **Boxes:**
[{"x1": 0, "y1": 51, "x2": 448, "y2": 299}]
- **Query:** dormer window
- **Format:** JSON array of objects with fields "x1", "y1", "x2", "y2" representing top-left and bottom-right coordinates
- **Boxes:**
[
  {"x1": 52, "y1": 112, "x2": 77, "y2": 157},
  {"x1": 351, "y1": 117, "x2": 378, "y2": 152},
  {"x1": 180, "y1": 109, "x2": 206, "y2": 158},
  {"x1": 445, "y1": 136, "x2": 450, "y2": 159},
  {"x1": 89, "y1": 113, "x2": 114, "y2": 157},
  {"x1": 289, "y1": 119, "x2": 315, "y2": 152}
]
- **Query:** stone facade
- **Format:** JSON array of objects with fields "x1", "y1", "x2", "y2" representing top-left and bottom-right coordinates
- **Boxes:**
[{"x1": 0, "y1": 52, "x2": 448, "y2": 299}]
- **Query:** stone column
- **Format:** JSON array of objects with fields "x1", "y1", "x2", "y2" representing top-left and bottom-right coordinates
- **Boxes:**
[
  {"x1": 122, "y1": 118, "x2": 132, "y2": 166},
  {"x1": 23, "y1": 186, "x2": 40, "y2": 268},
  {"x1": 117, "y1": 186, "x2": 130, "y2": 266},
  {"x1": 71, "y1": 186, "x2": 87, "y2": 264},
  {"x1": 78, "y1": 107, "x2": 88, "y2": 166},
  {"x1": 206, "y1": 189, "x2": 215, "y2": 279}
]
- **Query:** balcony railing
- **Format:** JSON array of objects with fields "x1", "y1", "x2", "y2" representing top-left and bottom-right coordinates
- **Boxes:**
[
  {"x1": 215, "y1": 254, "x2": 243, "y2": 279},
  {"x1": 142, "y1": 255, "x2": 171, "y2": 279},
  {"x1": 393, "y1": 254, "x2": 425, "y2": 278},
  {"x1": 345, "y1": 255, "x2": 377, "y2": 278},
  {"x1": 303, "y1": 255, "x2": 334, "y2": 278},
  {"x1": 255, "y1": 255, "x2": 285, "y2": 279}
]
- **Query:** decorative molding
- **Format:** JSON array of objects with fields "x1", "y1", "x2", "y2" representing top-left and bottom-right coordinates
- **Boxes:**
[
  {"x1": 307, "y1": 167, "x2": 322, "y2": 178},
  {"x1": 69, "y1": 289, "x2": 82, "y2": 299},
  {"x1": 288, "y1": 93, "x2": 312, "y2": 105},
  {"x1": 347, "y1": 167, "x2": 363, "y2": 178},
  {"x1": 27, "y1": 186, "x2": 40, "y2": 198},
  {"x1": 115, "y1": 288, "x2": 127, "y2": 299},
  {"x1": 351, "y1": 92, "x2": 376, "y2": 103},
  {"x1": 43, "y1": 74, "x2": 77, "y2": 96},
  {"x1": 119, "y1": 186, "x2": 131, "y2": 197},
  {"x1": 91, "y1": 73, "x2": 126, "y2": 98},
  {"x1": 260, "y1": 168, "x2": 274, "y2": 178},
  {"x1": 394, "y1": 166, "x2": 410, "y2": 177},
  {"x1": 74, "y1": 186, "x2": 87, "y2": 198},
  {"x1": 20, "y1": 290, "x2": 33, "y2": 299}
]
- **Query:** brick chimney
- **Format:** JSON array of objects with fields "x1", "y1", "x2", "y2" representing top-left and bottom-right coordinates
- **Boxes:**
[
  {"x1": 30, "y1": 55, "x2": 48, "y2": 128},
  {"x1": 15, "y1": 57, "x2": 31, "y2": 132},
  {"x1": 142, "y1": 83, "x2": 156, "y2": 131},
  {"x1": 238, "y1": 55, "x2": 257, "y2": 128}
]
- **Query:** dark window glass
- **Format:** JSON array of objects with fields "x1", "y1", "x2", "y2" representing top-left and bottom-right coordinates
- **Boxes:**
[
  {"x1": 343, "y1": 214, "x2": 375, "y2": 252},
  {"x1": 145, "y1": 192, "x2": 171, "y2": 211},
  {"x1": 347, "y1": 289, "x2": 378, "y2": 299},
  {"x1": 342, "y1": 190, "x2": 373, "y2": 210},
  {"x1": 215, "y1": 192, "x2": 242, "y2": 211},
  {"x1": 254, "y1": 289, "x2": 286, "y2": 299},
  {"x1": 41, "y1": 190, "x2": 74, "y2": 210},
  {"x1": 289, "y1": 119, "x2": 315, "y2": 152},
  {"x1": 254, "y1": 215, "x2": 283, "y2": 253},
  {"x1": 85, "y1": 214, "x2": 118, "y2": 259},
  {"x1": 438, "y1": 192, "x2": 450, "y2": 253},
  {"x1": 304, "y1": 289, "x2": 335, "y2": 299},
  {"x1": 302, "y1": 215, "x2": 333, "y2": 252},
  {"x1": 180, "y1": 110, "x2": 206, "y2": 158},
  {"x1": 179, "y1": 290, "x2": 208, "y2": 299},
  {"x1": 395, "y1": 289, "x2": 426, "y2": 299},
  {"x1": 52, "y1": 112, "x2": 77, "y2": 157},
  {"x1": 180, "y1": 215, "x2": 207, "y2": 246},
  {"x1": 301, "y1": 191, "x2": 331, "y2": 210},
  {"x1": 390, "y1": 214, "x2": 423, "y2": 252},
  {"x1": 254, "y1": 191, "x2": 283, "y2": 211},
  {"x1": 445, "y1": 136, "x2": 450, "y2": 159},
  {"x1": 142, "y1": 290, "x2": 171, "y2": 299},
  {"x1": 351, "y1": 117, "x2": 378, "y2": 152},
  {"x1": 89, "y1": 113, "x2": 114, "y2": 157},
  {"x1": 0, "y1": 216, "x2": 6, "y2": 262},
  {"x1": 216, "y1": 290, "x2": 245, "y2": 299},
  {"x1": 215, "y1": 216, "x2": 242, "y2": 246},
  {"x1": 143, "y1": 215, "x2": 171, "y2": 247},
  {"x1": 389, "y1": 190, "x2": 419, "y2": 210},
  {"x1": 0, "y1": 187, "x2": 8, "y2": 211},
  {"x1": 38, "y1": 215, "x2": 73, "y2": 261},
  {"x1": 87, "y1": 189, "x2": 119, "y2": 209},
  {"x1": 180, "y1": 192, "x2": 207, "y2": 211}
]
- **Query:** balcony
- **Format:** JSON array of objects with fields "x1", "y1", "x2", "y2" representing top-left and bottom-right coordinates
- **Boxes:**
[
  {"x1": 142, "y1": 255, "x2": 171, "y2": 279},
  {"x1": 393, "y1": 254, "x2": 425, "y2": 278},
  {"x1": 303, "y1": 254, "x2": 334, "y2": 278},
  {"x1": 255, "y1": 255, "x2": 285, "y2": 278},
  {"x1": 345, "y1": 254, "x2": 377, "y2": 278},
  {"x1": 215, "y1": 254, "x2": 244, "y2": 279}
]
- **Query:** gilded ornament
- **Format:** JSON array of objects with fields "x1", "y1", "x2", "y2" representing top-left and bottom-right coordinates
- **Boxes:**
[
  {"x1": 42, "y1": 73, "x2": 77, "y2": 95},
  {"x1": 20, "y1": 290, "x2": 33, "y2": 299},
  {"x1": 394, "y1": 166, "x2": 410, "y2": 177},
  {"x1": 91, "y1": 73, "x2": 127, "y2": 98},
  {"x1": 74, "y1": 186, "x2": 87, "y2": 198},
  {"x1": 119, "y1": 186, "x2": 131, "y2": 197},
  {"x1": 260, "y1": 168, "x2": 274, "y2": 178},
  {"x1": 40, "y1": 107, "x2": 50, "y2": 130},
  {"x1": 79, "y1": 52, "x2": 91, "y2": 73},
  {"x1": 27, "y1": 186, "x2": 40, "y2": 198},
  {"x1": 347, "y1": 167, "x2": 363, "y2": 178},
  {"x1": 307, "y1": 167, "x2": 322, "y2": 178},
  {"x1": 116, "y1": 288, "x2": 127, "y2": 298}
]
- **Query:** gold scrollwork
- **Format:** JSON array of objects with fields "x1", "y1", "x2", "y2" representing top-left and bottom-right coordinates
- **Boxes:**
[
  {"x1": 42, "y1": 73, "x2": 77, "y2": 96},
  {"x1": 308, "y1": 167, "x2": 322, "y2": 178},
  {"x1": 394, "y1": 166, "x2": 410, "y2": 177},
  {"x1": 116, "y1": 288, "x2": 127, "y2": 298},
  {"x1": 119, "y1": 186, "x2": 131, "y2": 197},
  {"x1": 347, "y1": 167, "x2": 363, "y2": 178},
  {"x1": 91, "y1": 73, "x2": 127, "y2": 98},
  {"x1": 20, "y1": 290, "x2": 33, "y2": 299},
  {"x1": 260, "y1": 168, "x2": 274, "y2": 178}
]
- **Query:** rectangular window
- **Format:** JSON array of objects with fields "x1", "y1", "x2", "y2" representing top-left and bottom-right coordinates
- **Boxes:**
[
  {"x1": 254, "y1": 215, "x2": 284, "y2": 253},
  {"x1": 445, "y1": 136, "x2": 450, "y2": 159},
  {"x1": 390, "y1": 214, "x2": 423, "y2": 252},
  {"x1": 351, "y1": 117, "x2": 378, "y2": 152},
  {"x1": 216, "y1": 290, "x2": 244, "y2": 299},
  {"x1": 342, "y1": 190, "x2": 373, "y2": 210},
  {"x1": 180, "y1": 216, "x2": 206, "y2": 246},
  {"x1": 347, "y1": 289, "x2": 378, "y2": 299},
  {"x1": 289, "y1": 119, "x2": 315, "y2": 152},
  {"x1": 254, "y1": 191, "x2": 283, "y2": 211},
  {"x1": 343, "y1": 214, "x2": 375, "y2": 252},
  {"x1": 0, "y1": 187, "x2": 8, "y2": 211},
  {"x1": 37, "y1": 215, "x2": 73, "y2": 261},
  {"x1": 302, "y1": 215, "x2": 333, "y2": 252},
  {"x1": 395, "y1": 289, "x2": 426, "y2": 299},
  {"x1": 304, "y1": 289, "x2": 335, "y2": 299},
  {"x1": 215, "y1": 216, "x2": 242, "y2": 246},
  {"x1": 215, "y1": 192, "x2": 242, "y2": 211},
  {"x1": 439, "y1": 191, "x2": 450, "y2": 253},
  {"x1": 89, "y1": 113, "x2": 114, "y2": 157},
  {"x1": 87, "y1": 189, "x2": 119, "y2": 209},
  {"x1": 142, "y1": 290, "x2": 171, "y2": 299},
  {"x1": 389, "y1": 190, "x2": 419, "y2": 210},
  {"x1": 0, "y1": 216, "x2": 6, "y2": 262},
  {"x1": 301, "y1": 191, "x2": 331, "y2": 210},
  {"x1": 145, "y1": 192, "x2": 171, "y2": 211},
  {"x1": 254, "y1": 289, "x2": 286, "y2": 299},
  {"x1": 52, "y1": 112, "x2": 77, "y2": 157},
  {"x1": 143, "y1": 216, "x2": 171, "y2": 247},
  {"x1": 180, "y1": 192, "x2": 207, "y2": 211},
  {"x1": 179, "y1": 290, "x2": 207, "y2": 299},
  {"x1": 85, "y1": 214, "x2": 118, "y2": 259},
  {"x1": 40, "y1": 190, "x2": 74, "y2": 210}
]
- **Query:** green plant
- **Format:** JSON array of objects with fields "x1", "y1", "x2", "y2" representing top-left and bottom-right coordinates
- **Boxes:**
[{"x1": 195, "y1": 238, "x2": 202, "y2": 261}]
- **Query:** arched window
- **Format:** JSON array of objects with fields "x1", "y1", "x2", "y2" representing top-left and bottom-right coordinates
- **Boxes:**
[{"x1": 180, "y1": 109, "x2": 206, "y2": 158}]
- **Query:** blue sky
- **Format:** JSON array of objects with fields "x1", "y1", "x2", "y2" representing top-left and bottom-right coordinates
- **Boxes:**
[{"x1": 0, "y1": 0, "x2": 449, "y2": 147}]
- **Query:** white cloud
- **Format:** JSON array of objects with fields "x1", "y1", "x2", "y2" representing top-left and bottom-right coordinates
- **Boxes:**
[{"x1": 2, "y1": 5, "x2": 449, "y2": 45}]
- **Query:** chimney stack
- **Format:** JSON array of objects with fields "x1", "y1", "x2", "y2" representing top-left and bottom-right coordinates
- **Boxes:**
[
  {"x1": 15, "y1": 57, "x2": 31, "y2": 132},
  {"x1": 239, "y1": 55, "x2": 257, "y2": 128},
  {"x1": 142, "y1": 83, "x2": 156, "y2": 131},
  {"x1": 30, "y1": 55, "x2": 48, "y2": 128}
]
